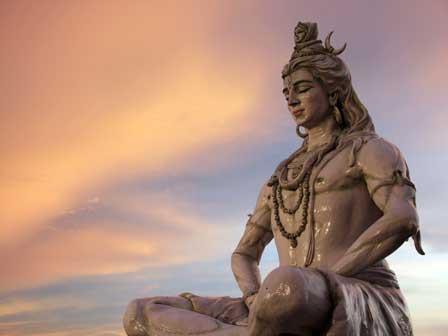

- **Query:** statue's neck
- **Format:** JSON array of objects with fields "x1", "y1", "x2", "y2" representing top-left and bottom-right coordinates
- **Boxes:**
[{"x1": 306, "y1": 116, "x2": 340, "y2": 152}]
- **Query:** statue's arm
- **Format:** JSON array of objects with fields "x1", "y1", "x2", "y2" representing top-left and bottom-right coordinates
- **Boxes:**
[
  {"x1": 231, "y1": 183, "x2": 273, "y2": 306},
  {"x1": 333, "y1": 137, "x2": 424, "y2": 277}
]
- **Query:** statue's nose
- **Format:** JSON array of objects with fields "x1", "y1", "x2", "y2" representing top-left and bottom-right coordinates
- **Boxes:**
[{"x1": 288, "y1": 91, "x2": 300, "y2": 106}]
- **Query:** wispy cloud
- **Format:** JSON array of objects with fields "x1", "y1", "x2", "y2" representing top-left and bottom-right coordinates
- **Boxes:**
[
  {"x1": 0, "y1": 190, "x2": 242, "y2": 293},
  {"x1": 0, "y1": 1, "x2": 270, "y2": 253}
]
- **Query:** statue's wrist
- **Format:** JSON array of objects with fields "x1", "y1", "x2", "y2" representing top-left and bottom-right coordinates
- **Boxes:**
[{"x1": 243, "y1": 290, "x2": 258, "y2": 307}]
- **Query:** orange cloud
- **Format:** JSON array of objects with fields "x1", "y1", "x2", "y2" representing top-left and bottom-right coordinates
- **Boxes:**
[
  {"x1": 0, "y1": 321, "x2": 125, "y2": 336},
  {"x1": 0, "y1": 1, "x2": 268, "y2": 258},
  {"x1": 0, "y1": 296, "x2": 94, "y2": 317},
  {"x1": 0, "y1": 192, "x2": 241, "y2": 293}
]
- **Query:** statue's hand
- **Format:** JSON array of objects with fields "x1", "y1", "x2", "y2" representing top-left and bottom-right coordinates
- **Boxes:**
[
  {"x1": 244, "y1": 293, "x2": 258, "y2": 309},
  {"x1": 235, "y1": 317, "x2": 248, "y2": 326},
  {"x1": 235, "y1": 293, "x2": 257, "y2": 327}
]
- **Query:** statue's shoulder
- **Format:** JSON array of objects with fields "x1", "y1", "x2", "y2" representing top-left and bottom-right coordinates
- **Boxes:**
[
  {"x1": 254, "y1": 180, "x2": 273, "y2": 210},
  {"x1": 354, "y1": 133, "x2": 409, "y2": 177}
]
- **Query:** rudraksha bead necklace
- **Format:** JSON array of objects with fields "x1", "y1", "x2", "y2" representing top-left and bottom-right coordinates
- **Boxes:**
[
  {"x1": 272, "y1": 170, "x2": 311, "y2": 249},
  {"x1": 269, "y1": 134, "x2": 340, "y2": 266}
]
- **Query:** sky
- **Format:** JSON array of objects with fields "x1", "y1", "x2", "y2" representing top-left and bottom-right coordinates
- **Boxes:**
[{"x1": 0, "y1": 0, "x2": 447, "y2": 335}]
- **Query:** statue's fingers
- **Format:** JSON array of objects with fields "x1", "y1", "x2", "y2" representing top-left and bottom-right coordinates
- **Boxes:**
[{"x1": 235, "y1": 317, "x2": 248, "y2": 326}]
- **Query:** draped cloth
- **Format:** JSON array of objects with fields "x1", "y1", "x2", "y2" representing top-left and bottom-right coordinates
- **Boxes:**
[
  {"x1": 318, "y1": 263, "x2": 413, "y2": 336},
  {"x1": 171, "y1": 263, "x2": 413, "y2": 336}
]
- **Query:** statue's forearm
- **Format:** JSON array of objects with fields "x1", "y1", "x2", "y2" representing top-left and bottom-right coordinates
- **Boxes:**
[
  {"x1": 332, "y1": 212, "x2": 418, "y2": 277},
  {"x1": 231, "y1": 252, "x2": 262, "y2": 297}
]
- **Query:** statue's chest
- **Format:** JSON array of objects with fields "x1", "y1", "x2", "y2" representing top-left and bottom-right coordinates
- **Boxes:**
[{"x1": 285, "y1": 147, "x2": 363, "y2": 195}]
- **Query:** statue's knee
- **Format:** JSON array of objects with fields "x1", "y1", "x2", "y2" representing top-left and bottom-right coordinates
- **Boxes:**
[
  {"x1": 254, "y1": 267, "x2": 307, "y2": 322},
  {"x1": 253, "y1": 267, "x2": 331, "y2": 328},
  {"x1": 123, "y1": 299, "x2": 147, "y2": 336}
]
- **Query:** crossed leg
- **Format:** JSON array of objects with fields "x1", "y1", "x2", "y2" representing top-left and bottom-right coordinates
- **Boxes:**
[
  {"x1": 123, "y1": 267, "x2": 332, "y2": 336},
  {"x1": 248, "y1": 266, "x2": 332, "y2": 336},
  {"x1": 123, "y1": 296, "x2": 194, "y2": 336},
  {"x1": 123, "y1": 295, "x2": 248, "y2": 336}
]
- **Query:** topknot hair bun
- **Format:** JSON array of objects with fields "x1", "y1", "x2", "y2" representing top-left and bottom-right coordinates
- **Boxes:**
[
  {"x1": 289, "y1": 22, "x2": 347, "y2": 61},
  {"x1": 294, "y1": 22, "x2": 319, "y2": 44}
]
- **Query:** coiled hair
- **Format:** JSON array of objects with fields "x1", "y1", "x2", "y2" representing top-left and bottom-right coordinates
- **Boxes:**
[{"x1": 282, "y1": 22, "x2": 375, "y2": 134}]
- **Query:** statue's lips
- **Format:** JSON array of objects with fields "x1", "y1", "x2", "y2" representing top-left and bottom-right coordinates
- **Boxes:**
[{"x1": 292, "y1": 109, "x2": 305, "y2": 117}]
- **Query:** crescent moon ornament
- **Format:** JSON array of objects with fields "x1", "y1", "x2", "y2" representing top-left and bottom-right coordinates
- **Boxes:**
[{"x1": 324, "y1": 31, "x2": 347, "y2": 55}]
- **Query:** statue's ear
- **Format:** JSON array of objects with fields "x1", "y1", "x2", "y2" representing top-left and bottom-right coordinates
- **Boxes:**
[{"x1": 329, "y1": 91, "x2": 338, "y2": 106}]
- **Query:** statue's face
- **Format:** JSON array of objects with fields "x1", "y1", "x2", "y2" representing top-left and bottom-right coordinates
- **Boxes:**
[{"x1": 282, "y1": 68, "x2": 330, "y2": 129}]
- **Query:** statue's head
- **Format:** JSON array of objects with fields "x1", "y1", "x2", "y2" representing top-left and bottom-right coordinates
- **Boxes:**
[{"x1": 282, "y1": 22, "x2": 374, "y2": 134}]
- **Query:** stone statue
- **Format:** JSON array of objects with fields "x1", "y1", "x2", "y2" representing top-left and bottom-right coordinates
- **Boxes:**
[{"x1": 123, "y1": 21, "x2": 424, "y2": 336}]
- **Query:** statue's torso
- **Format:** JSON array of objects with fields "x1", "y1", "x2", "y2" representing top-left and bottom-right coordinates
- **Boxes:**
[{"x1": 268, "y1": 141, "x2": 382, "y2": 270}]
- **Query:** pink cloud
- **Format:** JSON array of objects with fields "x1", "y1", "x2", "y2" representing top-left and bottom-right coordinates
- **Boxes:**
[{"x1": 0, "y1": 192, "x2": 240, "y2": 293}]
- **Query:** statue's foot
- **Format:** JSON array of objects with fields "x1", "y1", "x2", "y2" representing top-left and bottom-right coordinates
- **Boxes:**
[
  {"x1": 123, "y1": 299, "x2": 148, "y2": 336},
  {"x1": 123, "y1": 296, "x2": 247, "y2": 336}
]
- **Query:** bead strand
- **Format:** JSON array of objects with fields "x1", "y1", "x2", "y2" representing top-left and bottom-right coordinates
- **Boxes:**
[
  {"x1": 272, "y1": 172, "x2": 311, "y2": 248},
  {"x1": 277, "y1": 181, "x2": 304, "y2": 214}
]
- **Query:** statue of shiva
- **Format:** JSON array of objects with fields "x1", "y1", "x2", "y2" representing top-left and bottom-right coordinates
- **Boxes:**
[{"x1": 123, "y1": 21, "x2": 424, "y2": 336}]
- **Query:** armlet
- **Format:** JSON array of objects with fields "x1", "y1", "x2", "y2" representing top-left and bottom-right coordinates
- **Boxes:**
[
  {"x1": 370, "y1": 169, "x2": 416, "y2": 197},
  {"x1": 232, "y1": 250, "x2": 257, "y2": 261}
]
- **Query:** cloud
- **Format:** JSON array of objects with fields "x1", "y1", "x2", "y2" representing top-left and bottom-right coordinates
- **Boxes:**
[
  {"x1": 0, "y1": 296, "x2": 93, "y2": 317},
  {"x1": 0, "y1": 190, "x2": 242, "y2": 293},
  {"x1": 0, "y1": 321, "x2": 126, "y2": 336},
  {"x1": 413, "y1": 325, "x2": 448, "y2": 336},
  {"x1": 388, "y1": 249, "x2": 448, "y2": 327},
  {"x1": 0, "y1": 1, "x2": 270, "y2": 253},
  {"x1": 0, "y1": 258, "x2": 241, "y2": 336}
]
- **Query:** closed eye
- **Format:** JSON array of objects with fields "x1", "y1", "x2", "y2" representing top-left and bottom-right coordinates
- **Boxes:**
[
  {"x1": 294, "y1": 84, "x2": 312, "y2": 93},
  {"x1": 299, "y1": 87, "x2": 312, "y2": 93}
]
